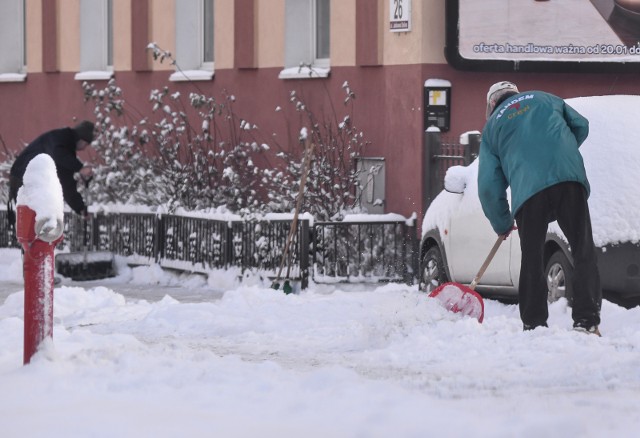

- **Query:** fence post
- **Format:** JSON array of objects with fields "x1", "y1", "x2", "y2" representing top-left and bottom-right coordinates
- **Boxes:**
[
  {"x1": 224, "y1": 222, "x2": 234, "y2": 268},
  {"x1": 469, "y1": 132, "x2": 481, "y2": 161},
  {"x1": 405, "y1": 222, "x2": 419, "y2": 285},
  {"x1": 310, "y1": 222, "x2": 318, "y2": 282},
  {"x1": 299, "y1": 219, "x2": 309, "y2": 289},
  {"x1": 92, "y1": 213, "x2": 101, "y2": 251},
  {"x1": 461, "y1": 130, "x2": 482, "y2": 165},
  {"x1": 155, "y1": 214, "x2": 164, "y2": 264},
  {"x1": 423, "y1": 128, "x2": 442, "y2": 215}
]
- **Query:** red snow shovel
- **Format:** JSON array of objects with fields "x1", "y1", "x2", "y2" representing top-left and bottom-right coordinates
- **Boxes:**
[{"x1": 428, "y1": 234, "x2": 506, "y2": 323}]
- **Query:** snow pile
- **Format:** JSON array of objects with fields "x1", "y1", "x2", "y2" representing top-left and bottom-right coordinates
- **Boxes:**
[
  {"x1": 16, "y1": 154, "x2": 64, "y2": 231},
  {"x1": 0, "y1": 268, "x2": 640, "y2": 436},
  {"x1": 443, "y1": 165, "x2": 468, "y2": 194}
]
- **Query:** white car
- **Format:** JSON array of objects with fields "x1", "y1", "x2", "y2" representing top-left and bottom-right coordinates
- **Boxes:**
[{"x1": 420, "y1": 95, "x2": 640, "y2": 306}]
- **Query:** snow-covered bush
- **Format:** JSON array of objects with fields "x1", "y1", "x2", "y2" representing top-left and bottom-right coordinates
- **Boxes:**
[
  {"x1": 266, "y1": 81, "x2": 369, "y2": 220},
  {"x1": 83, "y1": 79, "x2": 269, "y2": 213}
]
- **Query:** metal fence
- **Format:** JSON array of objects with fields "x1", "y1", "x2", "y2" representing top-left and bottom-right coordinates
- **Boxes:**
[
  {"x1": 58, "y1": 212, "x2": 313, "y2": 288},
  {"x1": 1, "y1": 209, "x2": 418, "y2": 289},
  {"x1": 313, "y1": 221, "x2": 417, "y2": 284},
  {"x1": 0, "y1": 211, "x2": 20, "y2": 249},
  {"x1": 423, "y1": 131, "x2": 480, "y2": 212}
]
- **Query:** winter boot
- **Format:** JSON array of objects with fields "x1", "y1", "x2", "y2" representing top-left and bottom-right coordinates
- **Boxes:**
[{"x1": 573, "y1": 325, "x2": 601, "y2": 337}]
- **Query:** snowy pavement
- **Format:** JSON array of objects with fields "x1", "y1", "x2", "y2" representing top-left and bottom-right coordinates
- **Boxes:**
[
  {"x1": 1, "y1": 248, "x2": 640, "y2": 437},
  {"x1": 0, "y1": 278, "x2": 223, "y2": 306},
  {"x1": 0, "y1": 251, "x2": 225, "y2": 305}
]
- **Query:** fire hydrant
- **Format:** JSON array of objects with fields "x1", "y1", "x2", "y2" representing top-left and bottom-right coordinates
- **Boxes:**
[{"x1": 17, "y1": 205, "x2": 63, "y2": 365}]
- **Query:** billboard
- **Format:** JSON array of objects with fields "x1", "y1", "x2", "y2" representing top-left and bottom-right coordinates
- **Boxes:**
[{"x1": 446, "y1": 0, "x2": 640, "y2": 72}]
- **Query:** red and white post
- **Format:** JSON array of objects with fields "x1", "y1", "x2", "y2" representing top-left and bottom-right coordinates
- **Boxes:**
[
  {"x1": 15, "y1": 153, "x2": 65, "y2": 365},
  {"x1": 17, "y1": 205, "x2": 63, "y2": 364}
]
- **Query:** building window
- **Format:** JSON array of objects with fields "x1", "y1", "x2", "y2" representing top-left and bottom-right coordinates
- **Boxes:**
[
  {"x1": 314, "y1": 0, "x2": 330, "y2": 65},
  {"x1": 0, "y1": 0, "x2": 26, "y2": 82},
  {"x1": 171, "y1": 0, "x2": 215, "y2": 82},
  {"x1": 280, "y1": 0, "x2": 331, "y2": 79},
  {"x1": 203, "y1": 0, "x2": 215, "y2": 65},
  {"x1": 75, "y1": 0, "x2": 113, "y2": 81}
]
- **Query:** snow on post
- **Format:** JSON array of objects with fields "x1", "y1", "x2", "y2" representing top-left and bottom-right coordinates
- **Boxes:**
[{"x1": 17, "y1": 154, "x2": 64, "y2": 242}]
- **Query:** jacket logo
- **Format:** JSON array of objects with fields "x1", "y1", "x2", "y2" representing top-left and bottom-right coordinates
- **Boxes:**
[
  {"x1": 496, "y1": 94, "x2": 535, "y2": 119},
  {"x1": 507, "y1": 105, "x2": 530, "y2": 120}
]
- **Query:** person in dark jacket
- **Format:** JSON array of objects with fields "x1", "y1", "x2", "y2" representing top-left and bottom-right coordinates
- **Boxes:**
[
  {"x1": 7, "y1": 120, "x2": 95, "y2": 230},
  {"x1": 478, "y1": 81, "x2": 602, "y2": 335}
]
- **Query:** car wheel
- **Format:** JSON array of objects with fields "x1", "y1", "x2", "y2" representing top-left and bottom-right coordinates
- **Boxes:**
[
  {"x1": 545, "y1": 250, "x2": 574, "y2": 304},
  {"x1": 420, "y1": 246, "x2": 449, "y2": 293}
]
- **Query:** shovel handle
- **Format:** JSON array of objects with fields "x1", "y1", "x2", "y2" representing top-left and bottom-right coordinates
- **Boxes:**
[
  {"x1": 469, "y1": 235, "x2": 505, "y2": 291},
  {"x1": 274, "y1": 139, "x2": 315, "y2": 284}
]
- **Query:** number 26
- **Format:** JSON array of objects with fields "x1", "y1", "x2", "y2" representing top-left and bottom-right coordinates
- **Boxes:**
[{"x1": 394, "y1": 0, "x2": 403, "y2": 19}]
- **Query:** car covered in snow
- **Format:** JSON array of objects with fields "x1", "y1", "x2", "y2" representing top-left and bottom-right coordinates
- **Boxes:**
[{"x1": 419, "y1": 95, "x2": 640, "y2": 306}]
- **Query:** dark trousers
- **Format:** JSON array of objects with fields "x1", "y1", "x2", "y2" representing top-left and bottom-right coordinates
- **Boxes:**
[{"x1": 515, "y1": 182, "x2": 601, "y2": 328}]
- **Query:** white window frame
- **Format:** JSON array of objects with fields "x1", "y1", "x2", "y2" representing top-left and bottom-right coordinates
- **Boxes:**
[
  {"x1": 280, "y1": 0, "x2": 331, "y2": 80},
  {"x1": 0, "y1": 0, "x2": 27, "y2": 82},
  {"x1": 75, "y1": 0, "x2": 114, "y2": 81},
  {"x1": 171, "y1": 0, "x2": 215, "y2": 82}
]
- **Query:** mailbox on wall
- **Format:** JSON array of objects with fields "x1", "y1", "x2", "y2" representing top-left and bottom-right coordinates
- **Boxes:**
[
  {"x1": 424, "y1": 79, "x2": 452, "y2": 132},
  {"x1": 356, "y1": 157, "x2": 386, "y2": 214}
]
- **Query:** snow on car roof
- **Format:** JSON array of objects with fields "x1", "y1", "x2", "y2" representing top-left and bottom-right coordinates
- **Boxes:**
[
  {"x1": 422, "y1": 94, "x2": 640, "y2": 247},
  {"x1": 569, "y1": 95, "x2": 640, "y2": 246}
]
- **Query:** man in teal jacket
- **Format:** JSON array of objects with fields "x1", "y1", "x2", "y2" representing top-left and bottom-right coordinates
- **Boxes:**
[{"x1": 478, "y1": 81, "x2": 602, "y2": 335}]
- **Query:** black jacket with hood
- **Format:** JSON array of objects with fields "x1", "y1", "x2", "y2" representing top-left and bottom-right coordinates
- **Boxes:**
[{"x1": 8, "y1": 127, "x2": 86, "y2": 223}]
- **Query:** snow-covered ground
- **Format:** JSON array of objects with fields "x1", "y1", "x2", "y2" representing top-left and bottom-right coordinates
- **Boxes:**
[{"x1": 1, "y1": 248, "x2": 639, "y2": 437}]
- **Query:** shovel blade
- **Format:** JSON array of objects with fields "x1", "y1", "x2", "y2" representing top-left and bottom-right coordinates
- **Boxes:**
[{"x1": 428, "y1": 282, "x2": 485, "y2": 323}]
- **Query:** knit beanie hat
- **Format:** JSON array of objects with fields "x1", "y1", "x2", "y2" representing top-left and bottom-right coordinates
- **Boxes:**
[
  {"x1": 486, "y1": 81, "x2": 519, "y2": 119},
  {"x1": 73, "y1": 120, "x2": 95, "y2": 143}
]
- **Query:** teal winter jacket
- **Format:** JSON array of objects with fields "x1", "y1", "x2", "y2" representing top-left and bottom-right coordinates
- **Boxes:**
[{"x1": 478, "y1": 91, "x2": 590, "y2": 235}]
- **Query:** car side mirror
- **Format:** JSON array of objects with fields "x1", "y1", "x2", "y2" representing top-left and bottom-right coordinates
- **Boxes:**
[{"x1": 443, "y1": 165, "x2": 467, "y2": 194}]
